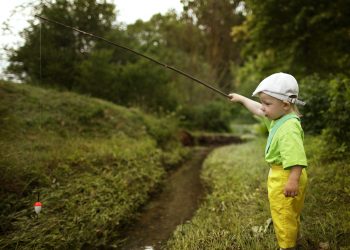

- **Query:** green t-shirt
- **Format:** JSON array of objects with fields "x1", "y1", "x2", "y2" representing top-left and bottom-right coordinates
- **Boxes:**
[{"x1": 263, "y1": 114, "x2": 308, "y2": 169}]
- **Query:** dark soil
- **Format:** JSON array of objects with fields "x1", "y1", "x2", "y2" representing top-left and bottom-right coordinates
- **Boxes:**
[{"x1": 119, "y1": 147, "x2": 212, "y2": 250}]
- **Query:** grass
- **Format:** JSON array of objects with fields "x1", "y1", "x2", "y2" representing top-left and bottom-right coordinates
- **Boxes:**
[
  {"x1": 0, "y1": 81, "x2": 188, "y2": 249},
  {"x1": 302, "y1": 137, "x2": 350, "y2": 249},
  {"x1": 166, "y1": 136, "x2": 350, "y2": 249}
]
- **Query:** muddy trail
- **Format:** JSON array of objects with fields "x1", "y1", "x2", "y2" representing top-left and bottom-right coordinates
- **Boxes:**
[
  {"x1": 119, "y1": 134, "x2": 242, "y2": 250},
  {"x1": 119, "y1": 147, "x2": 211, "y2": 250}
]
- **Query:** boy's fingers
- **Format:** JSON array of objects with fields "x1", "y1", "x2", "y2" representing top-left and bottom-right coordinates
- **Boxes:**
[{"x1": 284, "y1": 191, "x2": 298, "y2": 197}]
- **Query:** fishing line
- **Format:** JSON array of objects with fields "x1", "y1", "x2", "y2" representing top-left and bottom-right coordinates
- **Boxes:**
[
  {"x1": 39, "y1": 20, "x2": 42, "y2": 86},
  {"x1": 39, "y1": 19, "x2": 43, "y2": 131},
  {"x1": 34, "y1": 19, "x2": 43, "y2": 216},
  {"x1": 35, "y1": 15, "x2": 230, "y2": 99}
]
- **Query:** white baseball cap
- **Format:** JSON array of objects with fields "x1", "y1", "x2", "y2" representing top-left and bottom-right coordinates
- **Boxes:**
[{"x1": 252, "y1": 72, "x2": 305, "y2": 105}]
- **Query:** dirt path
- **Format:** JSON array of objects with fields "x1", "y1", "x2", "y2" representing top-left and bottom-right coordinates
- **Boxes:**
[{"x1": 120, "y1": 147, "x2": 212, "y2": 250}]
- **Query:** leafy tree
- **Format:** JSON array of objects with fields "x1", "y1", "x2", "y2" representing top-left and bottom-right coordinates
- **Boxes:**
[
  {"x1": 75, "y1": 46, "x2": 178, "y2": 111},
  {"x1": 123, "y1": 12, "x2": 219, "y2": 107},
  {"x1": 181, "y1": 0, "x2": 245, "y2": 89},
  {"x1": 117, "y1": 60, "x2": 178, "y2": 111},
  {"x1": 236, "y1": 0, "x2": 350, "y2": 77},
  {"x1": 7, "y1": 0, "x2": 115, "y2": 89},
  {"x1": 75, "y1": 48, "x2": 119, "y2": 100}
]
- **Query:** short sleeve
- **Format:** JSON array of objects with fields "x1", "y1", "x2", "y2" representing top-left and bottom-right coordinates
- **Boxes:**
[
  {"x1": 278, "y1": 122, "x2": 308, "y2": 169},
  {"x1": 258, "y1": 116, "x2": 272, "y2": 131}
]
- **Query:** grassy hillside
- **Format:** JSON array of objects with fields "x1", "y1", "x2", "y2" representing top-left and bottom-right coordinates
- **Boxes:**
[
  {"x1": 166, "y1": 137, "x2": 350, "y2": 249},
  {"x1": 0, "y1": 82, "x2": 188, "y2": 249}
]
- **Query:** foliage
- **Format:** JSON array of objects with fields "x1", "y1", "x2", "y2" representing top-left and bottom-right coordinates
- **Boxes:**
[
  {"x1": 7, "y1": 0, "x2": 115, "y2": 88},
  {"x1": 321, "y1": 75, "x2": 350, "y2": 160},
  {"x1": 231, "y1": 51, "x2": 286, "y2": 96},
  {"x1": 181, "y1": 0, "x2": 245, "y2": 89},
  {"x1": 74, "y1": 49, "x2": 119, "y2": 99},
  {"x1": 177, "y1": 100, "x2": 233, "y2": 132},
  {"x1": 0, "y1": 82, "x2": 188, "y2": 248},
  {"x1": 75, "y1": 50, "x2": 178, "y2": 111},
  {"x1": 299, "y1": 74, "x2": 330, "y2": 134},
  {"x1": 238, "y1": 0, "x2": 350, "y2": 77},
  {"x1": 124, "y1": 12, "x2": 222, "y2": 107},
  {"x1": 299, "y1": 74, "x2": 350, "y2": 160},
  {"x1": 125, "y1": 11, "x2": 205, "y2": 57},
  {"x1": 75, "y1": 13, "x2": 191, "y2": 111},
  {"x1": 142, "y1": 113, "x2": 180, "y2": 149},
  {"x1": 117, "y1": 60, "x2": 177, "y2": 111},
  {"x1": 167, "y1": 136, "x2": 350, "y2": 249}
]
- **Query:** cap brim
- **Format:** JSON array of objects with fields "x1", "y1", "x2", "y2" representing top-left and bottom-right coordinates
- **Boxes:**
[{"x1": 259, "y1": 91, "x2": 306, "y2": 106}]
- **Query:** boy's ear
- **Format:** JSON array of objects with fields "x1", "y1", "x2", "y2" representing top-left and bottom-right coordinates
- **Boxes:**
[{"x1": 282, "y1": 101, "x2": 291, "y2": 110}]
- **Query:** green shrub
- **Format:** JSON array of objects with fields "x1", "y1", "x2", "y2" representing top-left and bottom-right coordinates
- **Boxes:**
[
  {"x1": 177, "y1": 100, "x2": 232, "y2": 132},
  {"x1": 143, "y1": 113, "x2": 180, "y2": 149},
  {"x1": 321, "y1": 75, "x2": 350, "y2": 160},
  {"x1": 232, "y1": 50, "x2": 291, "y2": 96},
  {"x1": 300, "y1": 74, "x2": 350, "y2": 160},
  {"x1": 299, "y1": 74, "x2": 330, "y2": 134}
]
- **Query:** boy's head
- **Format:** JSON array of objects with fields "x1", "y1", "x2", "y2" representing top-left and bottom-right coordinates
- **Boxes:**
[
  {"x1": 252, "y1": 72, "x2": 305, "y2": 106},
  {"x1": 253, "y1": 73, "x2": 305, "y2": 119}
]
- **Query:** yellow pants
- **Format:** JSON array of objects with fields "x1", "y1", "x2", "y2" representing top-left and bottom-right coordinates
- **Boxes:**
[{"x1": 268, "y1": 166, "x2": 307, "y2": 249}]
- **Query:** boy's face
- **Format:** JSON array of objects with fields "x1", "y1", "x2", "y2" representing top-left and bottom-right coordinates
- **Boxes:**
[{"x1": 259, "y1": 92, "x2": 290, "y2": 120}]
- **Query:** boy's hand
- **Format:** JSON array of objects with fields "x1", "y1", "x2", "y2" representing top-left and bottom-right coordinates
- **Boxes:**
[
  {"x1": 284, "y1": 179, "x2": 299, "y2": 197},
  {"x1": 227, "y1": 92, "x2": 264, "y2": 117},
  {"x1": 228, "y1": 93, "x2": 241, "y2": 103},
  {"x1": 284, "y1": 166, "x2": 303, "y2": 197}
]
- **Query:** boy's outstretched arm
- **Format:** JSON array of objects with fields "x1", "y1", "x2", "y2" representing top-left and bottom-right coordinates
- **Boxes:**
[{"x1": 228, "y1": 93, "x2": 264, "y2": 117}]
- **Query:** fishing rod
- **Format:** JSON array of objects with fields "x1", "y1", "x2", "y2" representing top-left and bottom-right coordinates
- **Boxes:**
[{"x1": 35, "y1": 15, "x2": 230, "y2": 99}]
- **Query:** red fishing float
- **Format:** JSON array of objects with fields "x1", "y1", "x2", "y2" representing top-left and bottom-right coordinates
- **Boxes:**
[
  {"x1": 34, "y1": 201, "x2": 42, "y2": 214},
  {"x1": 34, "y1": 191, "x2": 42, "y2": 215}
]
